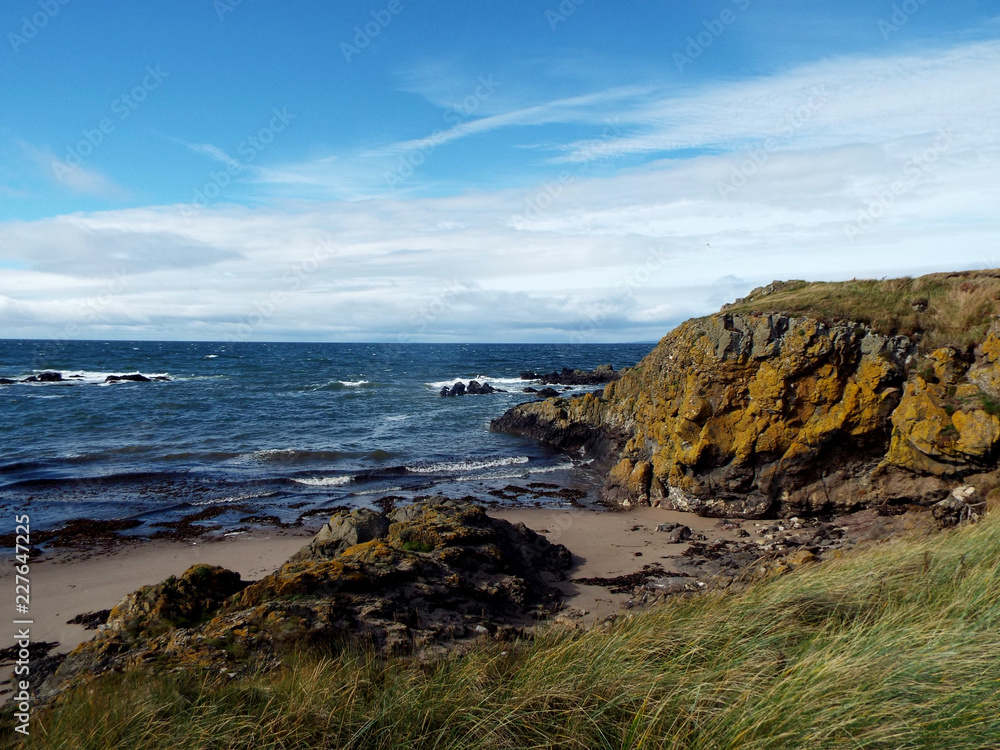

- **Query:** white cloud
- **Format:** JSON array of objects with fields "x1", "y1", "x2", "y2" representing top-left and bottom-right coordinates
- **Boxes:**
[
  {"x1": 2, "y1": 40, "x2": 998, "y2": 341},
  {"x1": 556, "y1": 40, "x2": 1000, "y2": 162}
]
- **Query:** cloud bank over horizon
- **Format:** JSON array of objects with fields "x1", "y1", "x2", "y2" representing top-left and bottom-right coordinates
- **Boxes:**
[{"x1": 2, "y1": 4, "x2": 999, "y2": 342}]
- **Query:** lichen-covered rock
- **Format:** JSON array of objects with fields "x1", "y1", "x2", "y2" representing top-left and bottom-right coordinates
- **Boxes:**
[
  {"x1": 292, "y1": 507, "x2": 390, "y2": 561},
  {"x1": 105, "y1": 564, "x2": 247, "y2": 635},
  {"x1": 495, "y1": 313, "x2": 915, "y2": 517},
  {"x1": 493, "y1": 307, "x2": 1000, "y2": 517},
  {"x1": 42, "y1": 498, "x2": 571, "y2": 698}
]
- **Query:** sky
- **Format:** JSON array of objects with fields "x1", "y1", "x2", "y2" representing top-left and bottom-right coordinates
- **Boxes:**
[{"x1": 1, "y1": 1, "x2": 999, "y2": 342}]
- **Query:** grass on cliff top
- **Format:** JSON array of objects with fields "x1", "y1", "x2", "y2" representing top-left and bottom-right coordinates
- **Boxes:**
[
  {"x1": 722, "y1": 269, "x2": 1000, "y2": 352},
  {"x1": 9, "y1": 511, "x2": 1000, "y2": 750}
]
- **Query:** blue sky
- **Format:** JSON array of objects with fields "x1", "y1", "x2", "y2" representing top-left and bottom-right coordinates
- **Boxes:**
[{"x1": 1, "y1": 0, "x2": 999, "y2": 341}]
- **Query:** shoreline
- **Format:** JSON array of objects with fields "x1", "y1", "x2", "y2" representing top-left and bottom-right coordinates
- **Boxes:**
[
  {"x1": 0, "y1": 500, "x2": 744, "y2": 661},
  {"x1": 1, "y1": 489, "x2": 938, "y2": 702}
]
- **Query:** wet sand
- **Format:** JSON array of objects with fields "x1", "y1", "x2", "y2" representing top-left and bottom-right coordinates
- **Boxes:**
[{"x1": 491, "y1": 506, "x2": 741, "y2": 625}]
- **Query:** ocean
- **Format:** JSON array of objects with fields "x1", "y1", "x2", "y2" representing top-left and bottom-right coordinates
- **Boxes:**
[{"x1": 0, "y1": 340, "x2": 652, "y2": 537}]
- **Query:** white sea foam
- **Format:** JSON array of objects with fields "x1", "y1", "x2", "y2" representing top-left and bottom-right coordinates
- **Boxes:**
[
  {"x1": 426, "y1": 375, "x2": 532, "y2": 389},
  {"x1": 407, "y1": 456, "x2": 530, "y2": 474},
  {"x1": 292, "y1": 476, "x2": 353, "y2": 487},
  {"x1": 19, "y1": 369, "x2": 172, "y2": 386},
  {"x1": 338, "y1": 380, "x2": 368, "y2": 387},
  {"x1": 384, "y1": 414, "x2": 411, "y2": 422},
  {"x1": 353, "y1": 485, "x2": 402, "y2": 495},
  {"x1": 205, "y1": 354, "x2": 219, "y2": 359}
]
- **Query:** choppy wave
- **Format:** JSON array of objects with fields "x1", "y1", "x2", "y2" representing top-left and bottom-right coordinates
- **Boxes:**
[
  {"x1": 406, "y1": 456, "x2": 530, "y2": 474},
  {"x1": 304, "y1": 379, "x2": 371, "y2": 392},
  {"x1": 291, "y1": 476, "x2": 353, "y2": 487},
  {"x1": 242, "y1": 449, "x2": 354, "y2": 464}
]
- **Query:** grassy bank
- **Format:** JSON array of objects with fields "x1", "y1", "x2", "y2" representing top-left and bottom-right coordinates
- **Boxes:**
[
  {"x1": 724, "y1": 270, "x2": 1000, "y2": 351},
  {"x1": 8, "y1": 512, "x2": 1000, "y2": 750}
]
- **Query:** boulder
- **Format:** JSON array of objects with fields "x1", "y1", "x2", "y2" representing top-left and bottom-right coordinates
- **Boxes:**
[
  {"x1": 44, "y1": 498, "x2": 572, "y2": 697},
  {"x1": 293, "y1": 508, "x2": 391, "y2": 561}
]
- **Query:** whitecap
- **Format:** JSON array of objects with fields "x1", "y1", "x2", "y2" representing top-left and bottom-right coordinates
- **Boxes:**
[
  {"x1": 407, "y1": 456, "x2": 529, "y2": 474},
  {"x1": 426, "y1": 374, "x2": 531, "y2": 389},
  {"x1": 292, "y1": 476, "x2": 353, "y2": 487}
]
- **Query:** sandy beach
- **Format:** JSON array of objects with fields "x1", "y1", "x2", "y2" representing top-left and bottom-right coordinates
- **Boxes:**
[
  {"x1": 0, "y1": 527, "x2": 316, "y2": 695},
  {"x1": 0, "y1": 504, "x2": 739, "y2": 661},
  {"x1": 492, "y1": 506, "x2": 741, "y2": 625}
]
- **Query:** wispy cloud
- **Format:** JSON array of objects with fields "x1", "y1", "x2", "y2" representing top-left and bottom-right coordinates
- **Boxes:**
[
  {"x1": 19, "y1": 141, "x2": 127, "y2": 198},
  {"x1": 555, "y1": 40, "x2": 1000, "y2": 161},
  {"x1": 365, "y1": 87, "x2": 646, "y2": 157}
]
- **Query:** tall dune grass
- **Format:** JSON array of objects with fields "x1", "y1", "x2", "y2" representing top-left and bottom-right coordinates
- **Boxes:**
[{"x1": 7, "y1": 509, "x2": 1000, "y2": 749}]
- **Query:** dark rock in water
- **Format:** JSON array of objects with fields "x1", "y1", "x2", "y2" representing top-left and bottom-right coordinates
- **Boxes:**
[
  {"x1": 440, "y1": 380, "x2": 505, "y2": 397},
  {"x1": 43, "y1": 498, "x2": 572, "y2": 697},
  {"x1": 536, "y1": 387, "x2": 560, "y2": 398},
  {"x1": 523, "y1": 387, "x2": 538, "y2": 393},
  {"x1": 467, "y1": 380, "x2": 503, "y2": 395},
  {"x1": 532, "y1": 364, "x2": 620, "y2": 386},
  {"x1": 520, "y1": 371, "x2": 539, "y2": 380},
  {"x1": 440, "y1": 381, "x2": 467, "y2": 397},
  {"x1": 0, "y1": 378, "x2": 15, "y2": 385},
  {"x1": 105, "y1": 373, "x2": 151, "y2": 383},
  {"x1": 25, "y1": 371, "x2": 63, "y2": 383}
]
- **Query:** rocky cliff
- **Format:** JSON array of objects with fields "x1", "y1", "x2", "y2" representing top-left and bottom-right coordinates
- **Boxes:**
[{"x1": 492, "y1": 273, "x2": 1000, "y2": 518}]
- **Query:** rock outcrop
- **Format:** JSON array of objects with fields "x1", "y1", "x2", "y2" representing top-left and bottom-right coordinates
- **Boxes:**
[
  {"x1": 43, "y1": 498, "x2": 571, "y2": 698},
  {"x1": 520, "y1": 364, "x2": 621, "y2": 385},
  {"x1": 493, "y1": 306, "x2": 1000, "y2": 518},
  {"x1": 439, "y1": 380, "x2": 505, "y2": 396}
]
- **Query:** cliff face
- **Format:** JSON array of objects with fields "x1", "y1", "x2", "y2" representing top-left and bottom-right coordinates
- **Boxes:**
[{"x1": 492, "y1": 306, "x2": 1000, "y2": 518}]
